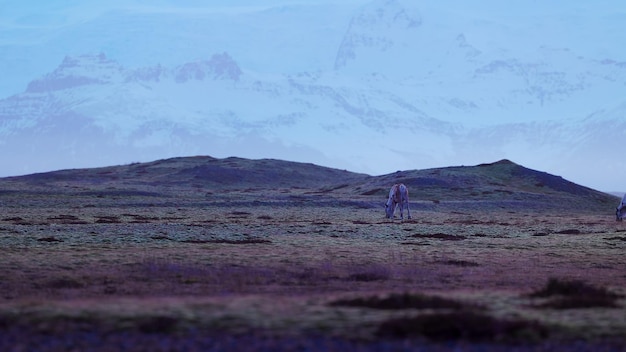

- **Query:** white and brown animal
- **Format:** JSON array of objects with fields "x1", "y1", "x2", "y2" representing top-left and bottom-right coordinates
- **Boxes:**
[
  {"x1": 617, "y1": 193, "x2": 626, "y2": 221},
  {"x1": 385, "y1": 183, "x2": 411, "y2": 219}
]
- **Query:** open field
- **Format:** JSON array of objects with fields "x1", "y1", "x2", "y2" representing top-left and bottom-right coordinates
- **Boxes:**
[{"x1": 1, "y1": 158, "x2": 625, "y2": 350}]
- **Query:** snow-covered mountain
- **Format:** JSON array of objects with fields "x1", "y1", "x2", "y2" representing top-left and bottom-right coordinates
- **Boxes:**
[
  {"x1": 0, "y1": 52, "x2": 459, "y2": 177},
  {"x1": 1, "y1": 0, "x2": 625, "y2": 191}
]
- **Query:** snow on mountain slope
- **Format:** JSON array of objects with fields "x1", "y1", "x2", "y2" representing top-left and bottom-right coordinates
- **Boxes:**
[
  {"x1": 0, "y1": 53, "x2": 460, "y2": 178},
  {"x1": 1, "y1": 0, "x2": 626, "y2": 190},
  {"x1": 0, "y1": 1, "x2": 358, "y2": 98},
  {"x1": 334, "y1": 0, "x2": 626, "y2": 125}
]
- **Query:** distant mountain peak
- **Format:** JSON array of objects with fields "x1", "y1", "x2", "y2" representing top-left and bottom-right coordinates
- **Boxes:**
[
  {"x1": 456, "y1": 34, "x2": 482, "y2": 58},
  {"x1": 174, "y1": 52, "x2": 242, "y2": 83},
  {"x1": 357, "y1": 0, "x2": 421, "y2": 29},
  {"x1": 479, "y1": 159, "x2": 517, "y2": 167},
  {"x1": 334, "y1": 0, "x2": 421, "y2": 70},
  {"x1": 26, "y1": 53, "x2": 123, "y2": 93},
  {"x1": 24, "y1": 52, "x2": 244, "y2": 93},
  {"x1": 58, "y1": 53, "x2": 115, "y2": 70}
]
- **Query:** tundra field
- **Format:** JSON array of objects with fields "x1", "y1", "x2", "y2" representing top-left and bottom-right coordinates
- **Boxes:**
[{"x1": 0, "y1": 157, "x2": 625, "y2": 351}]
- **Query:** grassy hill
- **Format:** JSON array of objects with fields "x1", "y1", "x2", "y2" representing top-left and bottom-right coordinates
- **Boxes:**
[
  {"x1": 6, "y1": 156, "x2": 368, "y2": 189},
  {"x1": 1, "y1": 156, "x2": 618, "y2": 213},
  {"x1": 352, "y1": 159, "x2": 617, "y2": 212}
]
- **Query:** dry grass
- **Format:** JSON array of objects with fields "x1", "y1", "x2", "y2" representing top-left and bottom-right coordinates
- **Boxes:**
[{"x1": 0, "y1": 183, "x2": 625, "y2": 349}]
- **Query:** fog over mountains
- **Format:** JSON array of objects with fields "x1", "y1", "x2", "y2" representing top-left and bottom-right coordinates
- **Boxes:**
[{"x1": 1, "y1": 0, "x2": 625, "y2": 191}]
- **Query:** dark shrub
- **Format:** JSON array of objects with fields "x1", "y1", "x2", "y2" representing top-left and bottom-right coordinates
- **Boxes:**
[
  {"x1": 438, "y1": 259, "x2": 480, "y2": 267},
  {"x1": 137, "y1": 316, "x2": 179, "y2": 334},
  {"x1": 37, "y1": 236, "x2": 63, "y2": 242},
  {"x1": 529, "y1": 278, "x2": 622, "y2": 309},
  {"x1": 530, "y1": 278, "x2": 620, "y2": 299},
  {"x1": 377, "y1": 312, "x2": 549, "y2": 342},
  {"x1": 412, "y1": 233, "x2": 466, "y2": 241},
  {"x1": 182, "y1": 238, "x2": 271, "y2": 244},
  {"x1": 347, "y1": 272, "x2": 389, "y2": 282},
  {"x1": 329, "y1": 293, "x2": 474, "y2": 310},
  {"x1": 45, "y1": 277, "x2": 85, "y2": 289},
  {"x1": 555, "y1": 229, "x2": 581, "y2": 235}
]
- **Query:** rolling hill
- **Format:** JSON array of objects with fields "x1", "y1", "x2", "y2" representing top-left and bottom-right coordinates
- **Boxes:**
[{"x1": 0, "y1": 156, "x2": 618, "y2": 213}]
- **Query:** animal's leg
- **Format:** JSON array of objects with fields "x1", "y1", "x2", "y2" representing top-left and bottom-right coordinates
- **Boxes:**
[
  {"x1": 399, "y1": 202, "x2": 404, "y2": 220},
  {"x1": 406, "y1": 200, "x2": 411, "y2": 219}
]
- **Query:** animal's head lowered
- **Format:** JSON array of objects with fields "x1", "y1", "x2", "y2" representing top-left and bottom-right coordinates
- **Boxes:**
[
  {"x1": 617, "y1": 207, "x2": 623, "y2": 222},
  {"x1": 384, "y1": 200, "x2": 395, "y2": 218}
]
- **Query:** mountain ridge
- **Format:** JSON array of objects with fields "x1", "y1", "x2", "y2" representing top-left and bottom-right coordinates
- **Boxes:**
[{"x1": 1, "y1": 156, "x2": 617, "y2": 212}]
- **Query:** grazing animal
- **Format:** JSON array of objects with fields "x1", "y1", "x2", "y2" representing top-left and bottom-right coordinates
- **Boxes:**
[
  {"x1": 385, "y1": 183, "x2": 411, "y2": 220},
  {"x1": 617, "y1": 194, "x2": 626, "y2": 221}
]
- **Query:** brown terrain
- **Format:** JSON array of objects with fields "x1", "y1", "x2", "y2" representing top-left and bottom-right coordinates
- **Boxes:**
[{"x1": 0, "y1": 156, "x2": 625, "y2": 351}]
